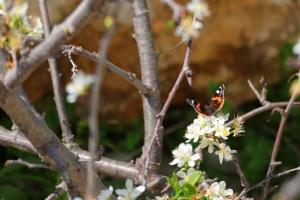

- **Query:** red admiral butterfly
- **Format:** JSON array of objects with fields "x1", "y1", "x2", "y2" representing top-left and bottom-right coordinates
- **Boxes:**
[{"x1": 186, "y1": 84, "x2": 225, "y2": 117}]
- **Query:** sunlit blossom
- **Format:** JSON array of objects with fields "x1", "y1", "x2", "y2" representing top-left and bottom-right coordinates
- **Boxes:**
[
  {"x1": 217, "y1": 181, "x2": 233, "y2": 199},
  {"x1": 155, "y1": 195, "x2": 169, "y2": 200},
  {"x1": 216, "y1": 143, "x2": 237, "y2": 164},
  {"x1": 199, "y1": 137, "x2": 218, "y2": 153},
  {"x1": 293, "y1": 38, "x2": 300, "y2": 59},
  {"x1": 202, "y1": 181, "x2": 233, "y2": 200},
  {"x1": 202, "y1": 182, "x2": 219, "y2": 198},
  {"x1": 97, "y1": 186, "x2": 113, "y2": 200},
  {"x1": 9, "y1": 2, "x2": 28, "y2": 17},
  {"x1": 174, "y1": 17, "x2": 203, "y2": 42},
  {"x1": 185, "y1": 115, "x2": 214, "y2": 143},
  {"x1": 187, "y1": 0, "x2": 210, "y2": 20},
  {"x1": 65, "y1": 70, "x2": 95, "y2": 103},
  {"x1": 169, "y1": 143, "x2": 200, "y2": 167},
  {"x1": 215, "y1": 125, "x2": 231, "y2": 140},
  {"x1": 115, "y1": 179, "x2": 145, "y2": 200},
  {"x1": 231, "y1": 116, "x2": 245, "y2": 137}
]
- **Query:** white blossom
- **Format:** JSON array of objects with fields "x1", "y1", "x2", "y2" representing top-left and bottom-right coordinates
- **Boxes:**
[
  {"x1": 293, "y1": 38, "x2": 300, "y2": 59},
  {"x1": 10, "y1": 2, "x2": 28, "y2": 16},
  {"x1": 65, "y1": 70, "x2": 95, "y2": 103},
  {"x1": 199, "y1": 137, "x2": 218, "y2": 153},
  {"x1": 155, "y1": 195, "x2": 169, "y2": 200},
  {"x1": 202, "y1": 182, "x2": 219, "y2": 199},
  {"x1": 115, "y1": 179, "x2": 145, "y2": 200},
  {"x1": 217, "y1": 181, "x2": 233, "y2": 199},
  {"x1": 97, "y1": 186, "x2": 113, "y2": 200},
  {"x1": 216, "y1": 143, "x2": 237, "y2": 164},
  {"x1": 169, "y1": 143, "x2": 200, "y2": 167},
  {"x1": 174, "y1": 17, "x2": 203, "y2": 42},
  {"x1": 185, "y1": 115, "x2": 214, "y2": 142},
  {"x1": 187, "y1": 0, "x2": 210, "y2": 20}
]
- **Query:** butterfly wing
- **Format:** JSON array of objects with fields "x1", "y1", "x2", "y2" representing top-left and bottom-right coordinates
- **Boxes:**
[
  {"x1": 186, "y1": 99, "x2": 215, "y2": 117},
  {"x1": 208, "y1": 84, "x2": 225, "y2": 112}
]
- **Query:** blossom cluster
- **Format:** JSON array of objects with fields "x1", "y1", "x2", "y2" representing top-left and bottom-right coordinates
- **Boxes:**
[
  {"x1": 166, "y1": 111, "x2": 244, "y2": 199},
  {"x1": 175, "y1": 0, "x2": 210, "y2": 42},
  {"x1": 0, "y1": 1, "x2": 44, "y2": 50},
  {"x1": 170, "y1": 113, "x2": 244, "y2": 167}
]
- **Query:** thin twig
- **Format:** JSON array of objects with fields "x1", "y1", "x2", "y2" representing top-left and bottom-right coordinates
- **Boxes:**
[
  {"x1": 161, "y1": 0, "x2": 183, "y2": 23},
  {"x1": 5, "y1": 158, "x2": 51, "y2": 169},
  {"x1": 86, "y1": 3, "x2": 119, "y2": 199},
  {"x1": 260, "y1": 70, "x2": 300, "y2": 199},
  {"x1": 235, "y1": 166, "x2": 300, "y2": 200},
  {"x1": 225, "y1": 102, "x2": 300, "y2": 127},
  {"x1": 38, "y1": 0, "x2": 76, "y2": 194},
  {"x1": 21, "y1": 35, "x2": 151, "y2": 95},
  {"x1": 39, "y1": 0, "x2": 74, "y2": 145},
  {"x1": 141, "y1": 40, "x2": 193, "y2": 182},
  {"x1": 45, "y1": 182, "x2": 65, "y2": 200},
  {"x1": 247, "y1": 79, "x2": 269, "y2": 105}
]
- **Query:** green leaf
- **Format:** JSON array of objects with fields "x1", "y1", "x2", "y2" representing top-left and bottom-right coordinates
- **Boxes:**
[
  {"x1": 182, "y1": 182, "x2": 197, "y2": 197},
  {"x1": 165, "y1": 173, "x2": 183, "y2": 198},
  {"x1": 188, "y1": 171, "x2": 203, "y2": 186},
  {"x1": 171, "y1": 172, "x2": 181, "y2": 192}
]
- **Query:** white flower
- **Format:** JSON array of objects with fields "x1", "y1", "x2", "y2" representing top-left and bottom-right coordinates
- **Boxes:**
[
  {"x1": 169, "y1": 143, "x2": 200, "y2": 167},
  {"x1": 115, "y1": 179, "x2": 145, "y2": 200},
  {"x1": 199, "y1": 137, "x2": 218, "y2": 153},
  {"x1": 10, "y1": 2, "x2": 28, "y2": 17},
  {"x1": 155, "y1": 195, "x2": 169, "y2": 200},
  {"x1": 98, "y1": 186, "x2": 113, "y2": 200},
  {"x1": 177, "y1": 168, "x2": 196, "y2": 186},
  {"x1": 217, "y1": 181, "x2": 233, "y2": 199},
  {"x1": 65, "y1": 70, "x2": 95, "y2": 103},
  {"x1": 202, "y1": 182, "x2": 219, "y2": 199},
  {"x1": 29, "y1": 16, "x2": 44, "y2": 36},
  {"x1": 210, "y1": 114, "x2": 228, "y2": 128},
  {"x1": 293, "y1": 38, "x2": 300, "y2": 59},
  {"x1": 174, "y1": 17, "x2": 203, "y2": 42},
  {"x1": 0, "y1": 9, "x2": 5, "y2": 15},
  {"x1": 215, "y1": 125, "x2": 231, "y2": 140},
  {"x1": 73, "y1": 197, "x2": 83, "y2": 200},
  {"x1": 185, "y1": 121, "x2": 204, "y2": 143},
  {"x1": 187, "y1": 0, "x2": 210, "y2": 20},
  {"x1": 211, "y1": 114, "x2": 231, "y2": 140},
  {"x1": 185, "y1": 115, "x2": 214, "y2": 142},
  {"x1": 216, "y1": 143, "x2": 237, "y2": 164},
  {"x1": 203, "y1": 181, "x2": 233, "y2": 200}
]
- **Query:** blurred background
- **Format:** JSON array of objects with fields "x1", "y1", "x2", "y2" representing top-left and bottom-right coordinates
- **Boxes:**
[{"x1": 1, "y1": 0, "x2": 300, "y2": 199}]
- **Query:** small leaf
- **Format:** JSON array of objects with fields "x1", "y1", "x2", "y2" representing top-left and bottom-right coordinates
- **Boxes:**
[
  {"x1": 188, "y1": 171, "x2": 203, "y2": 186},
  {"x1": 165, "y1": 20, "x2": 175, "y2": 29},
  {"x1": 171, "y1": 172, "x2": 181, "y2": 192},
  {"x1": 104, "y1": 15, "x2": 114, "y2": 28},
  {"x1": 182, "y1": 182, "x2": 197, "y2": 197}
]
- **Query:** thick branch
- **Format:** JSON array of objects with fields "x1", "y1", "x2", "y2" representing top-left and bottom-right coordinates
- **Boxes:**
[
  {"x1": 0, "y1": 86, "x2": 105, "y2": 197},
  {"x1": 130, "y1": 0, "x2": 162, "y2": 175},
  {"x1": 0, "y1": 129, "x2": 143, "y2": 184}
]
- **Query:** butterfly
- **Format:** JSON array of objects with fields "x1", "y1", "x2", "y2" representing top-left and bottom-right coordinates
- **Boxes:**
[{"x1": 186, "y1": 84, "x2": 225, "y2": 117}]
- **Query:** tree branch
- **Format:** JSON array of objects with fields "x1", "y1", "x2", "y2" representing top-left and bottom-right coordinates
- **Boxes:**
[
  {"x1": 4, "y1": 0, "x2": 105, "y2": 91},
  {"x1": 130, "y1": 0, "x2": 162, "y2": 187},
  {"x1": 39, "y1": 0, "x2": 74, "y2": 145}
]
